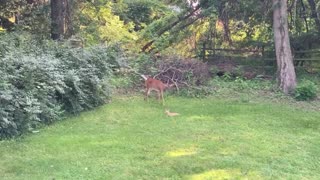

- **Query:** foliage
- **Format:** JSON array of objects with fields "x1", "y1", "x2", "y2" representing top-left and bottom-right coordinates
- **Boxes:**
[
  {"x1": 0, "y1": 32, "x2": 118, "y2": 139},
  {"x1": 0, "y1": 1, "x2": 50, "y2": 36},
  {"x1": 18, "y1": 3, "x2": 51, "y2": 38},
  {"x1": 110, "y1": 74, "x2": 135, "y2": 90},
  {"x1": 163, "y1": 20, "x2": 212, "y2": 57},
  {"x1": 0, "y1": 0, "x2": 26, "y2": 17},
  {"x1": 294, "y1": 79, "x2": 318, "y2": 101},
  {"x1": 1, "y1": 0, "x2": 320, "y2": 55},
  {"x1": 116, "y1": 0, "x2": 170, "y2": 31},
  {"x1": 209, "y1": 75, "x2": 274, "y2": 94},
  {"x1": 76, "y1": 1, "x2": 137, "y2": 46},
  {"x1": 178, "y1": 86, "x2": 214, "y2": 98}
]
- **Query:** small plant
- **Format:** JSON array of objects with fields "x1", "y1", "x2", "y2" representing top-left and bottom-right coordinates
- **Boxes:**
[
  {"x1": 179, "y1": 86, "x2": 214, "y2": 98},
  {"x1": 111, "y1": 76, "x2": 134, "y2": 90},
  {"x1": 294, "y1": 80, "x2": 318, "y2": 101},
  {"x1": 209, "y1": 66, "x2": 219, "y2": 76},
  {"x1": 222, "y1": 72, "x2": 233, "y2": 81},
  {"x1": 234, "y1": 77, "x2": 249, "y2": 90},
  {"x1": 232, "y1": 66, "x2": 245, "y2": 77}
]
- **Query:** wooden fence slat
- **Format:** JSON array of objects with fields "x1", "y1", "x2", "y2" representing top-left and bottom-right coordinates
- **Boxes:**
[
  {"x1": 202, "y1": 48, "x2": 320, "y2": 62},
  {"x1": 293, "y1": 58, "x2": 320, "y2": 61}
]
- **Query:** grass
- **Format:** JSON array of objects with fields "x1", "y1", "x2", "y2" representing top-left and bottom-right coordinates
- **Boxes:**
[{"x1": 0, "y1": 94, "x2": 320, "y2": 179}]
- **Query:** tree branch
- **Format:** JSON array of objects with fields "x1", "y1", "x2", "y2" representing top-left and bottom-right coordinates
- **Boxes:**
[{"x1": 141, "y1": 4, "x2": 203, "y2": 52}]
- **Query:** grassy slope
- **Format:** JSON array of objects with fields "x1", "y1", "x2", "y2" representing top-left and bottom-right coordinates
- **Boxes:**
[{"x1": 0, "y1": 95, "x2": 320, "y2": 179}]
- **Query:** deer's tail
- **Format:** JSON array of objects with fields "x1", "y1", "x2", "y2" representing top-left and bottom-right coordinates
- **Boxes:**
[{"x1": 141, "y1": 74, "x2": 148, "y2": 80}]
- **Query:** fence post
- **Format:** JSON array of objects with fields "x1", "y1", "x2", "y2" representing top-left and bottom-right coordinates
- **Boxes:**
[{"x1": 202, "y1": 42, "x2": 206, "y2": 61}]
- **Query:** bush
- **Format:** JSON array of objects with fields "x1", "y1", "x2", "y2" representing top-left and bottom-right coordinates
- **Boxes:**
[
  {"x1": 0, "y1": 32, "x2": 118, "y2": 139},
  {"x1": 294, "y1": 80, "x2": 318, "y2": 101},
  {"x1": 0, "y1": 55, "x2": 64, "y2": 138},
  {"x1": 52, "y1": 46, "x2": 114, "y2": 113}
]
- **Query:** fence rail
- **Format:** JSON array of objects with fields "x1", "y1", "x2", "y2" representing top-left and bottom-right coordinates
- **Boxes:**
[{"x1": 201, "y1": 48, "x2": 320, "y2": 66}]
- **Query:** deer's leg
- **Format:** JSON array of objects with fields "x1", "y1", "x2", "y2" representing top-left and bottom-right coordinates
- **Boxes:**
[
  {"x1": 145, "y1": 88, "x2": 150, "y2": 101},
  {"x1": 160, "y1": 90, "x2": 165, "y2": 105}
]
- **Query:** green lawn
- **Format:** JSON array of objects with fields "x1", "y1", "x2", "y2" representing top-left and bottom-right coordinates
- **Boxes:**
[{"x1": 0, "y1": 95, "x2": 320, "y2": 179}]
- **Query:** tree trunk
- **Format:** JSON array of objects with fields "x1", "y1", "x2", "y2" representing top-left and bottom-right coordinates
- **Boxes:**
[
  {"x1": 64, "y1": 0, "x2": 73, "y2": 38},
  {"x1": 218, "y1": 2, "x2": 232, "y2": 46},
  {"x1": 51, "y1": 0, "x2": 64, "y2": 40},
  {"x1": 272, "y1": 0, "x2": 297, "y2": 94}
]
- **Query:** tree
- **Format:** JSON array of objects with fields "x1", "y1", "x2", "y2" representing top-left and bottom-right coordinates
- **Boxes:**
[
  {"x1": 51, "y1": 0, "x2": 72, "y2": 40},
  {"x1": 272, "y1": 0, "x2": 297, "y2": 94},
  {"x1": 51, "y1": 0, "x2": 63, "y2": 40}
]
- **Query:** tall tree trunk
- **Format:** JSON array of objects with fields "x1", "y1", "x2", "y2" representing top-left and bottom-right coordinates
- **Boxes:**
[
  {"x1": 299, "y1": 0, "x2": 309, "y2": 32},
  {"x1": 64, "y1": 0, "x2": 73, "y2": 38},
  {"x1": 218, "y1": 2, "x2": 232, "y2": 46},
  {"x1": 51, "y1": 0, "x2": 64, "y2": 40},
  {"x1": 273, "y1": 0, "x2": 297, "y2": 94},
  {"x1": 307, "y1": 0, "x2": 320, "y2": 32}
]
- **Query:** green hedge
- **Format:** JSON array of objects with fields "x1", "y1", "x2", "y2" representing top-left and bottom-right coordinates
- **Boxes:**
[{"x1": 0, "y1": 33, "x2": 120, "y2": 139}]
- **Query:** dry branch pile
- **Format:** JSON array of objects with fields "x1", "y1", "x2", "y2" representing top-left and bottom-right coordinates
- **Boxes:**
[{"x1": 146, "y1": 56, "x2": 211, "y2": 89}]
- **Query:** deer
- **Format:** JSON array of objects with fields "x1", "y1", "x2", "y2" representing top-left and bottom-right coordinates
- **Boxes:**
[
  {"x1": 141, "y1": 75, "x2": 173, "y2": 105},
  {"x1": 120, "y1": 65, "x2": 174, "y2": 105}
]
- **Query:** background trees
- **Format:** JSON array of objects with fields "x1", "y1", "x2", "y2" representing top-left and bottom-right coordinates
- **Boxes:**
[
  {"x1": 1, "y1": 0, "x2": 319, "y2": 47},
  {"x1": 0, "y1": 0, "x2": 319, "y2": 92}
]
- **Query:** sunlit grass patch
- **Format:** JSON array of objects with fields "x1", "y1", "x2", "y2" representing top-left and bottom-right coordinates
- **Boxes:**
[
  {"x1": 189, "y1": 169, "x2": 262, "y2": 180},
  {"x1": 166, "y1": 147, "x2": 198, "y2": 157}
]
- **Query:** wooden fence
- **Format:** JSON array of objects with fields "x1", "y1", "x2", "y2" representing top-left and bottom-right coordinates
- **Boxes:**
[{"x1": 200, "y1": 47, "x2": 320, "y2": 67}]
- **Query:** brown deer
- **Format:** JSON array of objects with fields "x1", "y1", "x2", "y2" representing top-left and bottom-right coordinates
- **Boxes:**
[{"x1": 141, "y1": 75, "x2": 172, "y2": 105}]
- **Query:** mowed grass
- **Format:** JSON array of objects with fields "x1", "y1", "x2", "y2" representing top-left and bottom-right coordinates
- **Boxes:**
[{"x1": 0, "y1": 95, "x2": 320, "y2": 179}]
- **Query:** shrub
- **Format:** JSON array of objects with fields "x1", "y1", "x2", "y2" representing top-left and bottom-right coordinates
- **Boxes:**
[
  {"x1": 0, "y1": 55, "x2": 64, "y2": 138},
  {"x1": 294, "y1": 80, "x2": 318, "y2": 101},
  {"x1": 0, "y1": 32, "x2": 118, "y2": 139},
  {"x1": 52, "y1": 46, "x2": 114, "y2": 113}
]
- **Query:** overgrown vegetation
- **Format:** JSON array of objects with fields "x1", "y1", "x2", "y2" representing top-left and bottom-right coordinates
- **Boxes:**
[
  {"x1": 0, "y1": 0, "x2": 319, "y2": 139},
  {"x1": 0, "y1": 32, "x2": 124, "y2": 139},
  {"x1": 0, "y1": 2, "x2": 319, "y2": 179}
]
